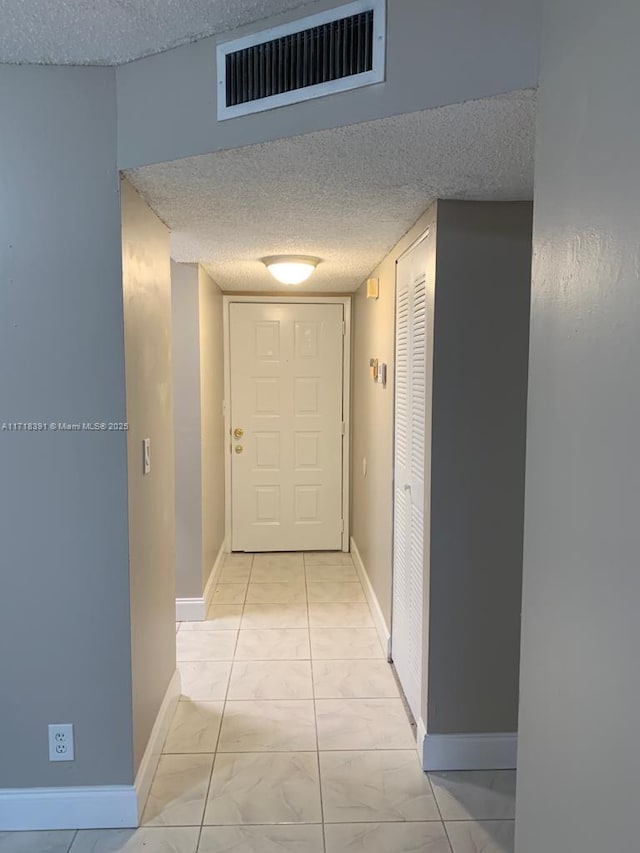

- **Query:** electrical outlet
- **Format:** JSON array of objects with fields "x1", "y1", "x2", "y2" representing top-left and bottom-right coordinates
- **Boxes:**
[{"x1": 48, "y1": 724, "x2": 74, "y2": 762}]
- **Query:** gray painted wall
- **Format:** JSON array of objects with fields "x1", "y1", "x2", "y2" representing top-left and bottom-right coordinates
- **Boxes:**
[
  {"x1": 198, "y1": 267, "x2": 225, "y2": 590},
  {"x1": 172, "y1": 262, "x2": 204, "y2": 599},
  {"x1": 0, "y1": 66, "x2": 134, "y2": 787},
  {"x1": 172, "y1": 263, "x2": 226, "y2": 600},
  {"x1": 116, "y1": 0, "x2": 540, "y2": 169},
  {"x1": 428, "y1": 201, "x2": 532, "y2": 733},
  {"x1": 516, "y1": 1, "x2": 640, "y2": 850},
  {"x1": 121, "y1": 179, "x2": 176, "y2": 773}
]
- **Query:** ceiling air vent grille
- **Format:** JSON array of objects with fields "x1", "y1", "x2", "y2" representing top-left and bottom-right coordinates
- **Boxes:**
[{"x1": 217, "y1": 0, "x2": 386, "y2": 120}]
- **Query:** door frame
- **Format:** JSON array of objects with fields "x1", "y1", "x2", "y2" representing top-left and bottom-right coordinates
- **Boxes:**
[
  {"x1": 390, "y1": 226, "x2": 430, "y2": 652},
  {"x1": 390, "y1": 226, "x2": 431, "y2": 727},
  {"x1": 222, "y1": 294, "x2": 352, "y2": 553}
]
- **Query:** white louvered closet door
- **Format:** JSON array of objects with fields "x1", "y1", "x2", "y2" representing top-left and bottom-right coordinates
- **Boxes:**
[{"x1": 392, "y1": 231, "x2": 430, "y2": 722}]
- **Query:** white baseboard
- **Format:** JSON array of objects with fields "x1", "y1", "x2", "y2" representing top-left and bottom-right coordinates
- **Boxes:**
[
  {"x1": 419, "y1": 729, "x2": 518, "y2": 771},
  {"x1": 0, "y1": 782, "x2": 138, "y2": 831},
  {"x1": 175, "y1": 597, "x2": 206, "y2": 621},
  {"x1": 416, "y1": 717, "x2": 428, "y2": 762},
  {"x1": 204, "y1": 542, "x2": 226, "y2": 611},
  {"x1": 0, "y1": 784, "x2": 138, "y2": 831},
  {"x1": 176, "y1": 543, "x2": 226, "y2": 622},
  {"x1": 350, "y1": 537, "x2": 391, "y2": 659},
  {"x1": 134, "y1": 668, "x2": 182, "y2": 821}
]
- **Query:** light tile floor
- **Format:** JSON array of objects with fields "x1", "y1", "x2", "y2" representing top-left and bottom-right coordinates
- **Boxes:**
[{"x1": 4, "y1": 552, "x2": 516, "y2": 853}]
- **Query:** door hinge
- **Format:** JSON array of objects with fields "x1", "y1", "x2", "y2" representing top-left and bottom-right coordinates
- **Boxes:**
[
  {"x1": 340, "y1": 519, "x2": 345, "y2": 533},
  {"x1": 342, "y1": 320, "x2": 346, "y2": 336},
  {"x1": 341, "y1": 421, "x2": 346, "y2": 435}
]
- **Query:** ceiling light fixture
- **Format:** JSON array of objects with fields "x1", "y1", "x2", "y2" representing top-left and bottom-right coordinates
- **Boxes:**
[{"x1": 262, "y1": 255, "x2": 320, "y2": 285}]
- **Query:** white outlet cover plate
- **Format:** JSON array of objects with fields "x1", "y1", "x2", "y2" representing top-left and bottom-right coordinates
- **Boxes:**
[{"x1": 48, "y1": 724, "x2": 74, "y2": 762}]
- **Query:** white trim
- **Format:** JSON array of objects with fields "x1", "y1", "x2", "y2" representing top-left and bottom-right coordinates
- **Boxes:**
[
  {"x1": 175, "y1": 597, "x2": 206, "y2": 622},
  {"x1": 395, "y1": 225, "x2": 431, "y2": 264},
  {"x1": 223, "y1": 298, "x2": 232, "y2": 552},
  {"x1": 134, "y1": 669, "x2": 182, "y2": 821},
  {"x1": 341, "y1": 299, "x2": 352, "y2": 552},
  {"x1": 204, "y1": 541, "x2": 227, "y2": 610},
  {"x1": 350, "y1": 536, "x2": 391, "y2": 659},
  {"x1": 416, "y1": 717, "x2": 427, "y2": 762},
  {"x1": 216, "y1": 0, "x2": 387, "y2": 121},
  {"x1": 223, "y1": 295, "x2": 352, "y2": 553},
  {"x1": 420, "y1": 731, "x2": 518, "y2": 772},
  {"x1": 176, "y1": 543, "x2": 226, "y2": 621},
  {"x1": 390, "y1": 225, "x2": 432, "y2": 724},
  {"x1": 0, "y1": 785, "x2": 138, "y2": 831}
]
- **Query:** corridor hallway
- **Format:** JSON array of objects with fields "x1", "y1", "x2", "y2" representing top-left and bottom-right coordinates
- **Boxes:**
[{"x1": 6, "y1": 552, "x2": 515, "y2": 852}]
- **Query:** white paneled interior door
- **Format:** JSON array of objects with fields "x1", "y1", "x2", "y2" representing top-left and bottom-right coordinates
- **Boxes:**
[
  {"x1": 229, "y1": 302, "x2": 345, "y2": 552},
  {"x1": 392, "y1": 232, "x2": 431, "y2": 722}
]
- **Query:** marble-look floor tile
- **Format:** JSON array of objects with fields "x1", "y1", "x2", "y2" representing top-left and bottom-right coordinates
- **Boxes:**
[
  {"x1": 219, "y1": 566, "x2": 252, "y2": 584},
  {"x1": 320, "y1": 750, "x2": 440, "y2": 823},
  {"x1": 204, "y1": 752, "x2": 322, "y2": 825},
  {"x1": 308, "y1": 603, "x2": 374, "y2": 628},
  {"x1": 235, "y1": 629, "x2": 310, "y2": 660},
  {"x1": 212, "y1": 585, "x2": 247, "y2": 605},
  {"x1": 228, "y1": 660, "x2": 313, "y2": 700},
  {"x1": 446, "y1": 821, "x2": 514, "y2": 853},
  {"x1": 316, "y1": 698, "x2": 415, "y2": 750},
  {"x1": 177, "y1": 630, "x2": 237, "y2": 662},
  {"x1": 310, "y1": 628, "x2": 383, "y2": 659},
  {"x1": 1, "y1": 831, "x2": 76, "y2": 853},
  {"x1": 304, "y1": 564, "x2": 358, "y2": 582},
  {"x1": 198, "y1": 605, "x2": 244, "y2": 631},
  {"x1": 223, "y1": 554, "x2": 253, "y2": 569},
  {"x1": 218, "y1": 700, "x2": 317, "y2": 752},
  {"x1": 198, "y1": 825, "x2": 324, "y2": 852},
  {"x1": 324, "y1": 822, "x2": 451, "y2": 853},
  {"x1": 307, "y1": 582, "x2": 365, "y2": 603},
  {"x1": 179, "y1": 661, "x2": 232, "y2": 701},
  {"x1": 304, "y1": 552, "x2": 354, "y2": 566},
  {"x1": 69, "y1": 828, "x2": 200, "y2": 852},
  {"x1": 250, "y1": 563, "x2": 306, "y2": 583},
  {"x1": 429, "y1": 771, "x2": 516, "y2": 821},
  {"x1": 312, "y1": 659, "x2": 399, "y2": 698},
  {"x1": 163, "y1": 701, "x2": 224, "y2": 753},
  {"x1": 141, "y1": 753, "x2": 213, "y2": 826},
  {"x1": 246, "y1": 582, "x2": 306, "y2": 604},
  {"x1": 241, "y1": 603, "x2": 308, "y2": 629}
]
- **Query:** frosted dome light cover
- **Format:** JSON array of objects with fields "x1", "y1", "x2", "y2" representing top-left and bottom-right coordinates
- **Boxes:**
[{"x1": 263, "y1": 255, "x2": 320, "y2": 284}]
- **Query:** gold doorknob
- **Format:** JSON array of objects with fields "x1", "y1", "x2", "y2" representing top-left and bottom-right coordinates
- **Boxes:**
[
  {"x1": 234, "y1": 445, "x2": 244, "y2": 454},
  {"x1": 234, "y1": 428, "x2": 244, "y2": 439}
]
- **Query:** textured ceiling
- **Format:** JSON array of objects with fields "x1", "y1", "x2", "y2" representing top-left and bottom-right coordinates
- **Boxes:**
[
  {"x1": 0, "y1": 0, "x2": 314, "y2": 65},
  {"x1": 126, "y1": 90, "x2": 536, "y2": 293}
]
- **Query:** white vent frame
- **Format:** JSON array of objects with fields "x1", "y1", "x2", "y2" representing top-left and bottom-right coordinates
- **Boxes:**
[{"x1": 216, "y1": 0, "x2": 386, "y2": 121}]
